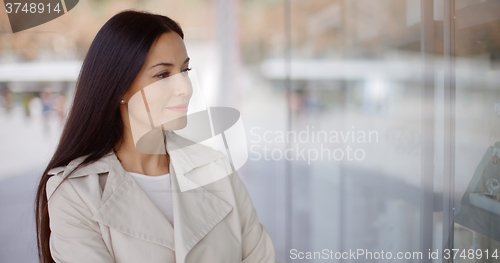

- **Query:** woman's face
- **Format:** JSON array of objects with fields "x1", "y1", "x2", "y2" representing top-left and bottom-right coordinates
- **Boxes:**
[{"x1": 121, "y1": 31, "x2": 193, "y2": 135}]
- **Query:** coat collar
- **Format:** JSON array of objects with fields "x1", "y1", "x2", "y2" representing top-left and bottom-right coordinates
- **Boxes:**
[
  {"x1": 48, "y1": 131, "x2": 233, "y2": 263},
  {"x1": 49, "y1": 130, "x2": 227, "y2": 179}
]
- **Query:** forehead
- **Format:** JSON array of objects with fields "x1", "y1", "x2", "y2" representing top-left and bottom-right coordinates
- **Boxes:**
[{"x1": 144, "y1": 32, "x2": 187, "y2": 66}]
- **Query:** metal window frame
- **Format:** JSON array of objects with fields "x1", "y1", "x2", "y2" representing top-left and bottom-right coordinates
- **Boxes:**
[
  {"x1": 420, "y1": 1, "x2": 436, "y2": 262},
  {"x1": 442, "y1": 0, "x2": 456, "y2": 263}
]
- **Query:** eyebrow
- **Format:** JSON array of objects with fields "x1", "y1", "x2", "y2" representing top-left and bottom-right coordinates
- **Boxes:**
[{"x1": 150, "y1": 57, "x2": 190, "y2": 69}]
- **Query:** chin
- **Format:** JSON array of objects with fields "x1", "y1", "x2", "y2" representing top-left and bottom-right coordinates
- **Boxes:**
[{"x1": 163, "y1": 115, "x2": 188, "y2": 130}]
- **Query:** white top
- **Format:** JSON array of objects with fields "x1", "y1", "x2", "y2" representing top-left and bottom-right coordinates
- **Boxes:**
[{"x1": 128, "y1": 172, "x2": 174, "y2": 227}]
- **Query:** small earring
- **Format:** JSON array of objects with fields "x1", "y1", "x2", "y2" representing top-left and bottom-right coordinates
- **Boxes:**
[{"x1": 120, "y1": 99, "x2": 125, "y2": 104}]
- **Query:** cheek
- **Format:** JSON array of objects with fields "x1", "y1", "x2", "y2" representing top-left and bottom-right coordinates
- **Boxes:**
[
  {"x1": 127, "y1": 92, "x2": 153, "y2": 127},
  {"x1": 144, "y1": 91, "x2": 188, "y2": 131},
  {"x1": 144, "y1": 87, "x2": 175, "y2": 116},
  {"x1": 128, "y1": 72, "x2": 193, "y2": 132}
]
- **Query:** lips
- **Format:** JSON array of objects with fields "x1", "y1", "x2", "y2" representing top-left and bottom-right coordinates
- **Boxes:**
[{"x1": 164, "y1": 103, "x2": 189, "y2": 113}]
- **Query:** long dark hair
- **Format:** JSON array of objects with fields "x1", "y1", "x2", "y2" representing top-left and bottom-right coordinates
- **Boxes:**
[{"x1": 35, "y1": 10, "x2": 184, "y2": 263}]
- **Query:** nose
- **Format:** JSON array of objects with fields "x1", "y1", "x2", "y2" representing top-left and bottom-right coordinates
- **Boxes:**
[{"x1": 173, "y1": 72, "x2": 193, "y2": 98}]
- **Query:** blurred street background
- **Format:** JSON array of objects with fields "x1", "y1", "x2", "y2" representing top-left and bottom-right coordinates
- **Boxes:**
[{"x1": 2, "y1": 0, "x2": 500, "y2": 262}]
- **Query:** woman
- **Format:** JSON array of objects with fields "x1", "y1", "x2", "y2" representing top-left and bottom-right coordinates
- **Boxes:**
[{"x1": 35, "y1": 10, "x2": 278, "y2": 263}]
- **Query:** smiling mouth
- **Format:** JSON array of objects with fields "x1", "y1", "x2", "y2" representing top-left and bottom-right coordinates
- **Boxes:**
[{"x1": 164, "y1": 103, "x2": 189, "y2": 113}]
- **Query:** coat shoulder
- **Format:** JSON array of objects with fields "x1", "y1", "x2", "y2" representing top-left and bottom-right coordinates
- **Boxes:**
[
  {"x1": 46, "y1": 158, "x2": 108, "y2": 212},
  {"x1": 47, "y1": 152, "x2": 112, "y2": 185}
]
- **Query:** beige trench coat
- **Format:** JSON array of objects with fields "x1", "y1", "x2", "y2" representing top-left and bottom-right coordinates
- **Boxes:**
[{"x1": 46, "y1": 131, "x2": 279, "y2": 263}]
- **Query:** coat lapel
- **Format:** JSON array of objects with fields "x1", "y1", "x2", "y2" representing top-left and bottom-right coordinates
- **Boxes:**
[
  {"x1": 165, "y1": 131, "x2": 234, "y2": 263},
  {"x1": 58, "y1": 131, "x2": 234, "y2": 262},
  {"x1": 169, "y1": 164, "x2": 233, "y2": 263},
  {"x1": 91, "y1": 153, "x2": 176, "y2": 251}
]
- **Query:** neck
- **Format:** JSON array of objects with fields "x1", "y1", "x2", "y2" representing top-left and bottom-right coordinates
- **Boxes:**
[{"x1": 114, "y1": 128, "x2": 169, "y2": 176}]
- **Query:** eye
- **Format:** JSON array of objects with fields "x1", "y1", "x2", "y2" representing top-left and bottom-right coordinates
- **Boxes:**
[
  {"x1": 155, "y1": 68, "x2": 191, "y2": 78},
  {"x1": 155, "y1": 71, "x2": 170, "y2": 79}
]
